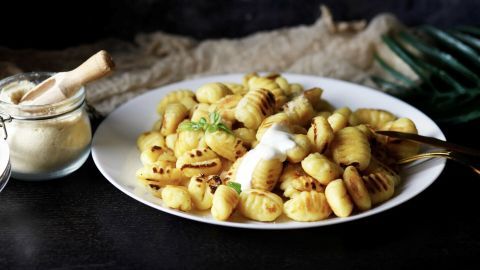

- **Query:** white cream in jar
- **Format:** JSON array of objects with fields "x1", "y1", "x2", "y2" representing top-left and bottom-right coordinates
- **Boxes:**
[
  {"x1": 0, "y1": 72, "x2": 92, "y2": 180},
  {"x1": 235, "y1": 124, "x2": 296, "y2": 189}
]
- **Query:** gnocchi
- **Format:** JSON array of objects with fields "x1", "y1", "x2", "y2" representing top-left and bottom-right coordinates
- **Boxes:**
[
  {"x1": 331, "y1": 127, "x2": 371, "y2": 170},
  {"x1": 160, "y1": 103, "x2": 188, "y2": 136},
  {"x1": 354, "y1": 108, "x2": 396, "y2": 129},
  {"x1": 238, "y1": 189, "x2": 283, "y2": 222},
  {"x1": 135, "y1": 73, "x2": 419, "y2": 224},
  {"x1": 174, "y1": 129, "x2": 207, "y2": 157},
  {"x1": 188, "y1": 174, "x2": 214, "y2": 210},
  {"x1": 279, "y1": 164, "x2": 324, "y2": 198},
  {"x1": 235, "y1": 88, "x2": 276, "y2": 129},
  {"x1": 246, "y1": 75, "x2": 288, "y2": 108},
  {"x1": 301, "y1": 153, "x2": 342, "y2": 185},
  {"x1": 140, "y1": 145, "x2": 176, "y2": 166},
  {"x1": 156, "y1": 89, "x2": 195, "y2": 114},
  {"x1": 307, "y1": 116, "x2": 334, "y2": 153},
  {"x1": 137, "y1": 131, "x2": 165, "y2": 151},
  {"x1": 283, "y1": 95, "x2": 315, "y2": 126},
  {"x1": 211, "y1": 185, "x2": 239, "y2": 221},
  {"x1": 209, "y1": 94, "x2": 242, "y2": 123},
  {"x1": 162, "y1": 185, "x2": 192, "y2": 211},
  {"x1": 286, "y1": 134, "x2": 311, "y2": 163},
  {"x1": 136, "y1": 161, "x2": 186, "y2": 187},
  {"x1": 343, "y1": 166, "x2": 371, "y2": 211},
  {"x1": 176, "y1": 148, "x2": 222, "y2": 177},
  {"x1": 325, "y1": 179, "x2": 354, "y2": 217},
  {"x1": 284, "y1": 191, "x2": 332, "y2": 222},
  {"x1": 379, "y1": 118, "x2": 420, "y2": 160},
  {"x1": 195, "y1": 82, "x2": 232, "y2": 104},
  {"x1": 251, "y1": 158, "x2": 284, "y2": 191},
  {"x1": 205, "y1": 130, "x2": 246, "y2": 161}
]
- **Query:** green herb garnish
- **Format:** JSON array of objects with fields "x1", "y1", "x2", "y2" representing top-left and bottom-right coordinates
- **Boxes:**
[
  {"x1": 178, "y1": 120, "x2": 204, "y2": 132},
  {"x1": 227, "y1": 181, "x2": 242, "y2": 194},
  {"x1": 178, "y1": 112, "x2": 233, "y2": 134}
]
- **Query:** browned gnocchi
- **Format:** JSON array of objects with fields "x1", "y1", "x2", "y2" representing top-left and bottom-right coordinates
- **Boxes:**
[{"x1": 135, "y1": 73, "x2": 418, "y2": 223}]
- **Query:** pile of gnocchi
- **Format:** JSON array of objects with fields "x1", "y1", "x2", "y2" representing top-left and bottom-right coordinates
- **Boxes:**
[{"x1": 136, "y1": 73, "x2": 420, "y2": 222}]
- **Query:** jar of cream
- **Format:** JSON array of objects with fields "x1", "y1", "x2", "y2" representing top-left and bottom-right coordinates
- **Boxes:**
[{"x1": 0, "y1": 72, "x2": 92, "y2": 180}]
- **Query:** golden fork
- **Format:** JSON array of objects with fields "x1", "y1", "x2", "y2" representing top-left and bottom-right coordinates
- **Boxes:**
[{"x1": 375, "y1": 131, "x2": 480, "y2": 175}]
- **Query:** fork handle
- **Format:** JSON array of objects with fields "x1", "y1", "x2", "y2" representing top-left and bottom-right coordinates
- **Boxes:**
[
  {"x1": 376, "y1": 131, "x2": 480, "y2": 157},
  {"x1": 398, "y1": 151, "x2": 480, "y2": 176}
]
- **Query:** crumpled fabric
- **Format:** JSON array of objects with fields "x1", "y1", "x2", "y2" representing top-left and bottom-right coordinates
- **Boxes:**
[{"x1": 0, "y1": 6, "x2": 402, "y2": 114}]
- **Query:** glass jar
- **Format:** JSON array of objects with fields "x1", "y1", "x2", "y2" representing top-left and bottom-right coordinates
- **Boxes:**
[
  {"x1": 0, "y1": 72, "x2": 92, "y2": 181},
  {"x1": 0, "y1": 139, "x2": 10, "y2": 191}
]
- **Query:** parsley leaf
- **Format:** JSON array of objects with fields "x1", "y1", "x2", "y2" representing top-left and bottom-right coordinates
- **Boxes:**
[
  {"x1": 176, "y1": 112, "x2": 233, "y2": 134},
  {"x1": 217, "y1": 123, "x2": 233, "y2": 134},
  {"x1": 227, "y1": 182, "x2": 242, "y2": 194}
]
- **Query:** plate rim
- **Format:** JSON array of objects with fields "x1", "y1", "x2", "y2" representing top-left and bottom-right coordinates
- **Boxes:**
[{"x1": 92, "y1": 73, "x2": 446, "y2": 230}]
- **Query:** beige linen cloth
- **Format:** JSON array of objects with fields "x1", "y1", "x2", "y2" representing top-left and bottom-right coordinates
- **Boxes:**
[{"x1": 0, "y1": 7, "x2": 403, "y2": 114}]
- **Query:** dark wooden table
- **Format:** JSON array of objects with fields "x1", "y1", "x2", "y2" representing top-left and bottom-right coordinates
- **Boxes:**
[{"x1": 0, "y1": 121, "x2": 479, "y2": 269}]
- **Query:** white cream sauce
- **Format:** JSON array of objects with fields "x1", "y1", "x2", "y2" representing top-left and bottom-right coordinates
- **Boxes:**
[{"x1": 235, "y1": 124, "x2": 296, "y2": 190}]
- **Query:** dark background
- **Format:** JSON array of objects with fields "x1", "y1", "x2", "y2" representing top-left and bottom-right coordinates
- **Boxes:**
[
  {"x1": 1, "y1": 1, "x2": 480, "y2": 269},
  {"x1": 1, "y1": 0, "x2": 479, "y2": 50}
]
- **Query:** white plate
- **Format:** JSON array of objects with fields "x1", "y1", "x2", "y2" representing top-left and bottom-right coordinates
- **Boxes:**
[{"x1": 92, "y1": 74, "x2": 446, "y2": 229}]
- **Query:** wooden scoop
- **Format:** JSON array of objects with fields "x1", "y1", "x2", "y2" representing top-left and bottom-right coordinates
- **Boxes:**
[{"x1": 20, "y1": 50, "x2": 115, "y2": 105}]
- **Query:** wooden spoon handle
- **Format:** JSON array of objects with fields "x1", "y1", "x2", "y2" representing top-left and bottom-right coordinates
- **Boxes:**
[{"x1": 63, "y1": 50, "x2": 115, "y2": 95}]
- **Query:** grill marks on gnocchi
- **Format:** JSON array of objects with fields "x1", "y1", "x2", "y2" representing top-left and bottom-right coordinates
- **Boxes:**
[
  {"x1": 188, "y1": 174, "x2": 214, "y2": 210},
  {"x1": 176, "y1": 148, "x2": 222, "y2": 177},
  {"x1": 235, "y1": 88, "x2": 276, "y2": 129},
  {"x1": 362, "y1": 172, "x2": 395, "y2": 205},
  {"x1": 135, "y1": 73, "x2": 419, "y2": 223},
  {"x1": 137, "y1": 161, "x2": 186, "y2": 187},
  {"x1": 246, "y1": 75, "x2": 288, "y2": 109},
  {"x1": 343, "y1": 166, "x2": 371, "y2": 211},
  {"x1": 174, "y1": 130, "x2": 207, "y2": 158},
  {"x1": 140, "y1": 145, "x2": 176, "y2": 165},
  {"x1": 279, "y1": 164, "x2": 324, "y2": 198},
  {"x1": 137, "y1": 131, "x2": 166, "y2": 151}
]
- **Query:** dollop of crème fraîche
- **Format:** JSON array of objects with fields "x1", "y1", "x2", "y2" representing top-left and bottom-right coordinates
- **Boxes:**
[{"x1": 235, "y1": 124, "x2": 296, "y2": 190}]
